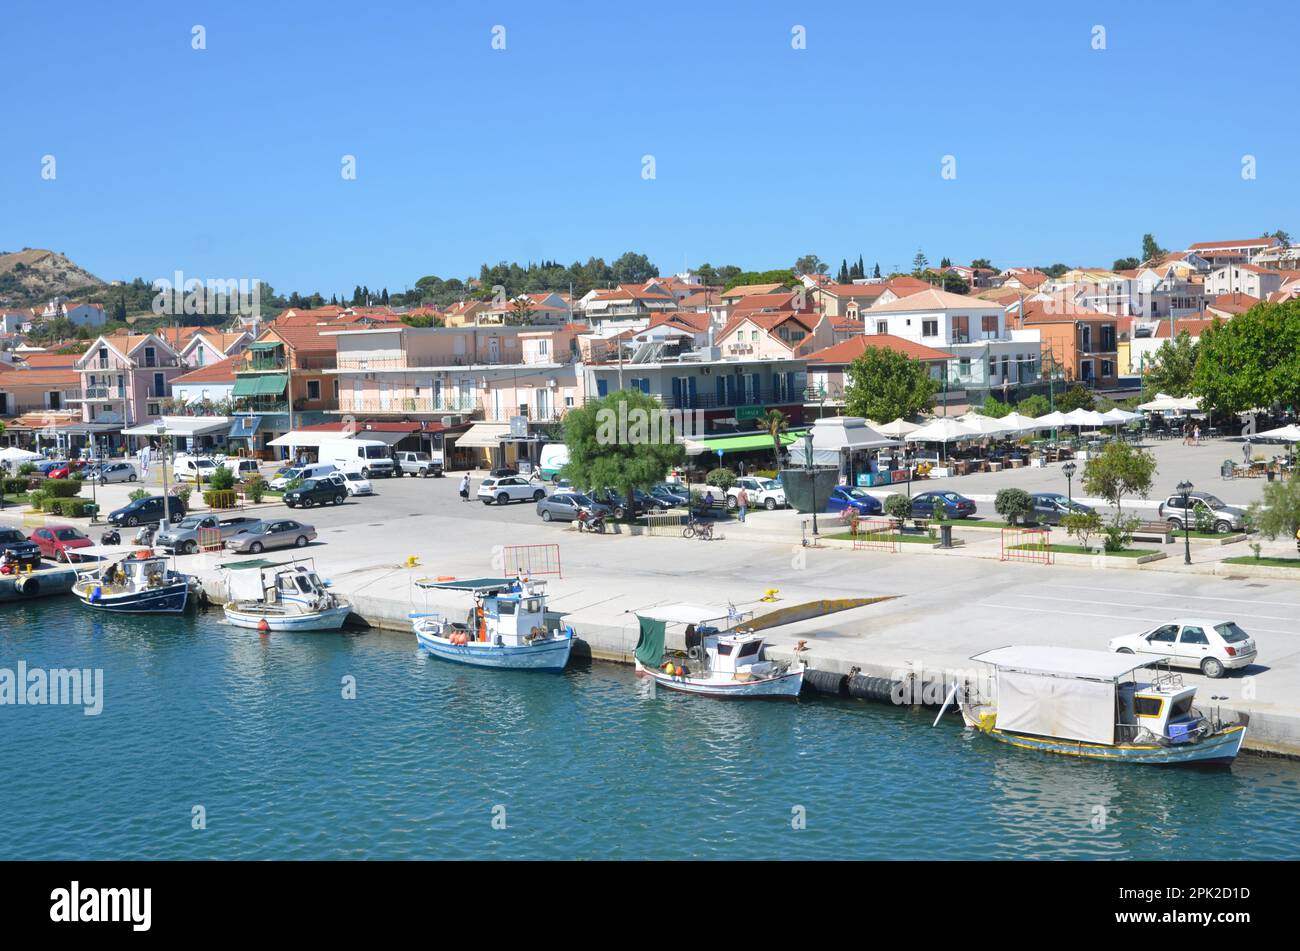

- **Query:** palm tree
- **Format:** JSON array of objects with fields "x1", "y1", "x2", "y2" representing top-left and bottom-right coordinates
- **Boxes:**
[{"x1": 756, "y1": 409, "x2": 789, "y2": 471}]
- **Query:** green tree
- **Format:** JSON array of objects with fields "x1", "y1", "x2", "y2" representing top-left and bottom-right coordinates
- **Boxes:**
[
  {"x1": 722, "y1": 269, "x2": 797, "y2": 291},
  {"x1": 981, "y1": 395, "x2": 1012, "y2": 418},
  {"x1": 911, "y1": 249, "x2": 929, "y2": 274},
  {"x1": 883, "y1": 493, "x2": 913, "y2": 523},
  {"x1": 1056, "y1": 383, "x2": 1096, "y2": 412},
  {"x1": 1192, "y1": 299, "x2": 1300, "y2": 415},
  {"x1": 755, "y1": 408, "x2": 789, "y2": 470},
  {"x1": 1015, "y1": 394, "x2": 1050, "y2": 417},
  {"x1": 611, "y1": 251, "x2": 658, "y2": 284},
  {"x1": 560, "y1": 390, "x2": 685, "y2": 513},
  {"x1": 793, "y1": 254, "x2": 825, "y2": 276},
  {"x1": 1082, "y1": 441, "x2": 1157, "y2": 525},
  {"x1": 843, "y1": 346, "x2": 939, "y2": 422},
  {"x1": 1113, "y1": 257, "x2": 1141, "y2": 271},
  {"x1": 1141, "y1": 233, "x2": 1166, "y2": 263},
  {"x1": 994, "y1": 488, "x2": 1034, "y2": 525},
  {"x1": 1264, "y1": 229, "x2": 1292, "y2": 248},
  {"x1": 1142, "y1": 329, "x2": 1199, "y2": 398},
  {"x1": 1061, "y1": 509, "x2": 1103, "y2": 548},
  {"x1": 1246, "y1": 472, "x2": 1300, "y2": 541},
  {"x1": 970, "y1": 258, "x2": 994, "y2": 272}
]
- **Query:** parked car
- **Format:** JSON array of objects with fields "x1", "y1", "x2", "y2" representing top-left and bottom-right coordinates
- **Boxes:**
[
  {"x1": 224, "y1": 519, "x2": 317, "y2": 554},
  {"x1": 1029, "y1": 492, "x2": 1093, "y2": 526},
  {"x1": 34, "y1": 459, "x2": 68, "y2": 476},
  {"x1": 284, "y1": 477, "x2": 348, "y2": 508},
  {"x1": 726, "y1": 477, "x2": 787, "y2": 511},
  {"x1": 649, "y1": 482, "x2": 690, "y2": 507},
  {"x1": 536, "y1": 492, "x2": 611, "y2": 522},
  {"x1": 487, "y1": 467, "x2": 520, "y2": 479},
  {"x1": 394, "y1": 450, "x2": 443, "y2": 478},
  {"x1": 219, "y1": 458, "x2": 262, "y2": 482},
  {"x1": 270, "y1": 463, "x2": 338, "y2": 491},
  {"x1": 94, "y1": 461, "x2": 139, "y2": 484},
  {"x1": 478, "y1": 475, "x2": 546, "y2": 505},
  {"x1": 29, "y1": 524, "x2": 95, "y2": 562},
  {"x1": 589, "y1": 488, "x2": 667, "y2": 519},
  {"x1": 339, "y1": 470, "x2": 374, "y2": 496},
  {"x1": 156, "y1": 514, "x2": 260, "y2": 554},
  {"x1": 0, "y1": 527, "x2": 42, "y2": 568},
  {"x1": 910, "y1": 490, "x2": 977, "y2": 520},
  {"x1": 45, "y1": 462, "x2": 79, "y2": 480},
  {"x1": 172, "y1": 456, "x2": 220, "y2": 483},
  {"x1": 826, "y1": 486, "x2": 883, "y2": 516},
  {"x1": 1158, "y1": 491, "x2": 1246, "y2": 533},
  {"x1": 107, "y1": 494, "x2": 188, "y2": 528},
  {"x1": 1108, "y1": 618, "x2": 1258, "y2": 679}
]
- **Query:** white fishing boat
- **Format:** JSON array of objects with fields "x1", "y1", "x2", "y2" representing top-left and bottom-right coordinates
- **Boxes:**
[
  {"x1": 410, "y1": 577, "x2": 574, "y2": 672},
  {"x1": 221, "y1": 558, "x2": 352, "y2": 632},
  {"x1": 944, "y1": 646, "x2": 1247, "y2": 766},
  {"x1": 633, "y1": 603, "x2": 805, "y2": 699},
  {"x1": 71, "y1": 546, "x2": 200, "y2": 614}
]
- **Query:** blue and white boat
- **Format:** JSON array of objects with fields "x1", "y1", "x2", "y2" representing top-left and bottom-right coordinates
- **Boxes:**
[
  {"x1": 411, "y1": 577, "x2": 574, "y2": 672},
  {"x1": 72, "y1": 547, "x2": 198, "y2": 614},
  {"x1": 952, "y1": 646, "x2": 1247, "y2": 766},
  {"x1": 221, "y1": 559, "x2": 352, "y2": 632}
]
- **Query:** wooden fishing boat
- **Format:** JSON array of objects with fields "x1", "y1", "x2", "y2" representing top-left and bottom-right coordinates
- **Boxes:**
[
  {"x1": 72, "y1": 547, "x2": 200, "y2": 614},
  {"x1": 633, "y1": 603, "x2": 805, "y2": 699},
  {"x1": 410, "y1": 577, "x2": 574, "y2": 672},
  {"x1": 222, "y1": 558, "x2": 352, "y2": 632},
  {"x1": 946, "y1": 646, "x2": 1247, "y2": 766}
]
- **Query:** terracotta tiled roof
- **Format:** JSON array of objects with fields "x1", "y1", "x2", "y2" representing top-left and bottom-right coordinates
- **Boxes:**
[
  {"x1": 1154, "y1": 318, "x2": 1220, "y2": 338},
  {"x1": 17, "y1": 351, "x2": 81, "y2": 368},
  {"x1": 719, "y1": 283, "x2": 784, "y2": 300},
  {"x1": 0, "y1": 367, "x2": 80, "y2": 387},
  {"x1": 1207, "y1": 293, "x2": 1260, "y2": 315},
  {"x1": 171, "y1": 357, "x2": 238, "y2": 384},
  {"x1": 868, "y1": 288, "x2": 1003, "y2": 313},
  {"x1": 804, "y1": 334, "x2": 953, "y2": 365},
  {"x1": 1188, "y1": 238, "x2": 1275, "y2": 251}
]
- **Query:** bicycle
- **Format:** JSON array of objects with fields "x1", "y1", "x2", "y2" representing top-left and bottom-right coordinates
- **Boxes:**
[{"x1": 682, "y1": 517, "x2": 713, "y2": 541}]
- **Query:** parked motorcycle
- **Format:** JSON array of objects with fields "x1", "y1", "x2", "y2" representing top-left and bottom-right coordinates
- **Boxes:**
[
  {"x1": 100, "y1": 528, "x2": 121, "y2": 546},
  {"x1": 576, "y1": 508, "x2": 606, "y2": 534}
]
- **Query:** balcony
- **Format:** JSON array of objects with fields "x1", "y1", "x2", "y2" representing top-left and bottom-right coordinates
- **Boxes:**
[
  {"x1": 333, "y1": 353, "x2": 542, "y2": 371},
  {"x1": 232, "y1": 400, "x2": 290, "y2": 415},
  {"x1": 336, "y1": 397, "x2": 481, "y2": 415},
  {"x1": 80, "y1": 386, "x2": 127, "y2": 401}
]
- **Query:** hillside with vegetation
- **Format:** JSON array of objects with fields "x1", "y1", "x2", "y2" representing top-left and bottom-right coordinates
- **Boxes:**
[{"x1": 0, "y1": 248, "x2": 105, "y2": 307}]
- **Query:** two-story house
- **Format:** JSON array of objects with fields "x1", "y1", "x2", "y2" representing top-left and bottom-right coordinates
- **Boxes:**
[
  {"x1": 72, "y1": 333, "x2": 188, "y2": 431},
  {"x1": 1203, "y1": 263, "x2": 1284, "y2": 301},
  {"x1": 1016, "y1": 300, "x2": 1119, "y2": 387},
  {"x1": 227, "y1": 324, "x2": 338, "y2": 458}
]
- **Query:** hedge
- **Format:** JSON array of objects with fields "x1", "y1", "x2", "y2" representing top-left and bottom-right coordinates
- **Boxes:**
[
  {"x1": 203, "y1": 489, "x2": 238, "y2": 510},
  {"x1": 2, "y1": 478, "x2": 27, "y2": 495},
  {"x1": 59, "y1": 499, "x2": 90, "y2": 518},
  {"x1": 45, "y1": 480, "x2": 83, "y2": 498}
]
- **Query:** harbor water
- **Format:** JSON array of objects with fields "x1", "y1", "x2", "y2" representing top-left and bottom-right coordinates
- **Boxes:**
[{"x1": 3, "y1": 600, "x2": 1299, "y2": 860}]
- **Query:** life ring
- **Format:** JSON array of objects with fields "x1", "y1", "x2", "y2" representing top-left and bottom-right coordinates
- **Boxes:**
[{"x1": 15, "y1": 575, "x2": 40, "y2": 596}]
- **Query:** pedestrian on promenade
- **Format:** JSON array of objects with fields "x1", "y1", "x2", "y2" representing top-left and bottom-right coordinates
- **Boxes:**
[
  {"x1": 1193, "y1": 424, "x2": 1201, "y2": 446},
  {"x1": 736, "y1": 487, "x2": 749, "y2": 523},
  {"x1": 459, "y1": 473, "x2": 471, "y2": 501}
]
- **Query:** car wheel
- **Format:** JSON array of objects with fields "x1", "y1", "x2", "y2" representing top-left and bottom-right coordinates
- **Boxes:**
[
  {"x1": 57, "y1": 549, "x2": 68, "y2": 562},
  {"x1": 361, "y1": 468, "x2": 370, "y2": 479},
  {"x1": 726, "y1": 496, "x2": 738, "y2": 511},
  {"x1": 250, "y1": 542, "x2": 264, "y2": 553},
  {"x1": 542, "y1": 510, "x2": 553, "y2": 522},
  {"x1": 1214, "y1": 520, "x2": 1232, "y2": 534},
  {"x1": 334, "y1": 494, "x2": 345, "y2": 505},
  {"x1": 497, "y1": 493, "x2": 509, "y2": 505},
  {"x1": 419, "y1": 468, "x2": 429, "y2": 477},
  {"x1": 1201, "y1": 657, "x2": 1226, "y2": 679},
  {"x1": 185, "y1": 541, "x2": 198, "y2": 555},
  {"x1": 1166, "y1": 518, "x2": 1182, "y2": 531},
  {"x1": 295, "y1": 536, "x2": 308, "y2": 548},
  {"x1": 128, "y1": 474, "x2": 137, "y2": 482},
  {"x1": 1116, "y1": 647, "x2": 1134, "y2": 654},
  {"x1": 533, "y1": 489, "x2": 545, "y2": 502},
  {"x1": 613, "y1": 506, "x2": 626, "y2": 519},
  {"x1": 481, "y1": 498, "x2": 492, "y2": 505},
  {"x1": 127, "y1": 516, "x2": 139, "y2": 527},
  {"x1": 764, "y1": 498, "x2": 776, "y2": 510}
]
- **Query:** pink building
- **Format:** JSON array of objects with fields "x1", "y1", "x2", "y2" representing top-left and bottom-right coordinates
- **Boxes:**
[{"x1": 72, "y1": 333, "x2": 189, "y2": 431}]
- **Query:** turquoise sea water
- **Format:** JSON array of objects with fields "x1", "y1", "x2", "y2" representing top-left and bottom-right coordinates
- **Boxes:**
[{"x1": 2, "y1": 599, "x2": 1298, "y2": 860}]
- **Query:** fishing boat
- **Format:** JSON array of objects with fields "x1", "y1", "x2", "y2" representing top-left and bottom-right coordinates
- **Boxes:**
[
  {"x1": 633, "y1": 603, "x2": 805, "y2": 699},
  {"x1": 946, "y1": 646, "x2": 1247, "y2": 766},
  {"x1": 221, "y1": 558, "x2": 352, "y2": 632},
  {"x1": 410, "y1": 577, "x2": 574, "y2": 672},
  {"x1": 71, "y1": 546, "x2": 200, "y2": 614}
]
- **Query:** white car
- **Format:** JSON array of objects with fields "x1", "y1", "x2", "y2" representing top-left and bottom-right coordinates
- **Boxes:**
[
  {"x1": 172, "y1": 456, "x2": 219, "y2": 483},
  {"x1": 1108, "y1": 617, "x2": 1258, "y2": 679},
  {"x1": 478, "y1": 475, "x2": 547, "y2": 505},
  {"x1": 340, "y1": 470, "x2": 374, "y2": 496},
  {"x1": 727, "y1": 477, "x2": 786, "y2": 511}
]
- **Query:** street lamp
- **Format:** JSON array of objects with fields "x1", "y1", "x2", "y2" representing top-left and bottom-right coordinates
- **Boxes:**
[
  {"x1": 1062, "y1": 461, "x2": 1077, "y2": 507},
  {"x1": 1177, "y1": 478, "x2": 1193, "y2": 565},
  {"x1": 804, "y1": 431, "x2": 818, "y2": 538}
]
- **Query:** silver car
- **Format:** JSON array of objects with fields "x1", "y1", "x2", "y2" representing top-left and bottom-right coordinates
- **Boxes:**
[
  {"x1": 536, "y1": 491, "x2": 608, "y2": 522},
  {"x1": 1158, "y1": 491, "x2": 1246, "y2": 533},
  {"x1": 94, "y1": 461, "x2": 139, "y2": 484},
  {"x1": 224, "y1": 518, "x2": 317, "y2": 553}
]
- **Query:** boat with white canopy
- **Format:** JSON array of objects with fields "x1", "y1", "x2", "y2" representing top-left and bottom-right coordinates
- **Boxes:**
[
  {"x1": 633, "y1": 603, "x2": 805, "y2": 699},
  {"x1": 221, "y1": 558, "x2": 352, "y2": 632},
  {"x1": 949, "y1": 646, "x2": 1246, "y2": 766},
  {"x1": 71, "y1": 546, "x2": 200, "y2": 614}
]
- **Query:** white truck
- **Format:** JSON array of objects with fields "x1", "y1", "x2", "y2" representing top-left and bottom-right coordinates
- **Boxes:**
[
  {"x1": 726, "y1": 476, "x2": 787, "y2": 511},
  {"x1": 394, "y1": 450, "x2": 444, "y2": 477},
  {"x1": 318, "y1": 438, "x2": 396, "y2": 478}
]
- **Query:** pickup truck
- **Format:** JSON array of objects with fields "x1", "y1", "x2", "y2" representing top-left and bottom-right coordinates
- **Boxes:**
[
  {"x1": 393, "y1": 450, "x2": 444, "y2": 478},
  {"x1": 0, "y1": 527, "x2": 42, "y2": 569},
  {"x1": 156, "y1": 514, "x2": 260, "y2": 554}
]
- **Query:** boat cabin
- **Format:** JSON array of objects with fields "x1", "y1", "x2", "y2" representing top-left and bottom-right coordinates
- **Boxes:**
[
  {"x1": 1119, "y1": 676, "x2": 1201, "y2": 743},
  {"x1": 100, "y1": 554, "x2": 169, "y2": 590},
  {"x1": 480, "y1": 582, "x2": 548, "y2": 647},
  {"x1": 270, "y1": 565, "x2": 329, "y2": 604},
  {"x1": 706, "y1": 629, "x2": 777, "y2": 678}
]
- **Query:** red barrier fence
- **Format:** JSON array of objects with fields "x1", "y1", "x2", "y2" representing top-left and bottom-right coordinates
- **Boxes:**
[
  {"x1": 851, "y1": 518, "x2": 898, "y2": 553},
  {"x1": 502, "y1": 544, "x2": 563, "y2": 579},
  {"x1": 1001, "y1": 528, "x2": 1053, "y2": 564}
]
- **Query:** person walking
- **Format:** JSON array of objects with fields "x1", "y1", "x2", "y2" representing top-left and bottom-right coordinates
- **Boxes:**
[
  {"x1": 459, "y1": 473, "x2": 471, "y2": 502},
  {"x1": 1193, "y1": 424, "x2": 1201, "y2": 446},
  {"x1": 736, "y1": 486, "x2": 749, "y2": 523}
]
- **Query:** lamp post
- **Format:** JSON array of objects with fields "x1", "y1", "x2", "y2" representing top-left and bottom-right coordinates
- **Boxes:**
[
  {"x1": 804, "y1": 431, "x2": 818, "y2": 538},
  {"x1": 1177, "y1": 478, "x2": 1193, "y2": 565},
  {"x1": 1062, "y1": 461, "x2": 1077, "y2": 507}
]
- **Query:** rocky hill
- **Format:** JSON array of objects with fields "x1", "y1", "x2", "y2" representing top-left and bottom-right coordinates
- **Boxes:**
[{"x1": 0, "y1": 249, "x2": 106, "y2": 308}]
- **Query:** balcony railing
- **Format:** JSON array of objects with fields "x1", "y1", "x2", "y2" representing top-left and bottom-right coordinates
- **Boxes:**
[
  {"x1": 82, "y1": 387, "x2": 127, "y2": 400},
  {"x1": 232, "y1": 400, "x2": 290, "y2": 415},
  {"x1": 338, "y1": 397, "x2": 481, "y2": 415},
  {"x1": 333, "y1": 353, "x2": 547, "y2": 371},
  {"x1": 583, "y1": 391, "x2": 803, "y2": 410}
]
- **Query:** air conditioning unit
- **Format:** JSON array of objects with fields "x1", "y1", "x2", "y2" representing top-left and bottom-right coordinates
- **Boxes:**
[{"x1": 441, "y1": 415, "x2": 464, "y2": 426}]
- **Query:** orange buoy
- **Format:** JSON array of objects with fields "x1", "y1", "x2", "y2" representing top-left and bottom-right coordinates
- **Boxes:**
[
  {"x1": 258, "y1": 618, "x2": 270, "y2": 635},
  {"x1": 436, "y1": 575, "x2": 456, "y2": 581}
]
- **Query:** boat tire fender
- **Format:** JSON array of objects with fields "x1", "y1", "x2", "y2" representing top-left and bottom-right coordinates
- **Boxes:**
[{"x1": 15, "y1": 575, "x2": 40, "y2": 597}]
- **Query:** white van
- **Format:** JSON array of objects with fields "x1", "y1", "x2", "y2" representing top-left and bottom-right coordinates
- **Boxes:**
[
  {"x1": 172, "y1": 456, "x2": 219, "y2": 483},
  {"x1": 270, "y1": 462, "x2": 338, "y2": 490},
  {"x1": 539, "y1": 444, "x2": 569, "y2": 481},
  {"x1": 219, "y1": 458, "x2": 262, "y2": 482},
  {"x1": 319, "y1": 438, "x2": 395, "y2": 478}
]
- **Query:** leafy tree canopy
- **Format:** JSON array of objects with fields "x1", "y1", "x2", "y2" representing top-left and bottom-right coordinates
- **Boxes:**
[
  {"x1": 844, "y1": 347, "x2": 939, "y2": 422},
  {"x1": 1192, "y1": 300, "x2": 1300, "y2": 415},
  {"x1": 1082, "y1": 441, "x2": 1157, "y2": 522},
  {"x1": 560, "y1": 390, "x2": 685, "y2": 504},
  {"x1": 1142, "y1": 329, "x2": 1199, "y2": 398},
  {"x1": 1056, "y1": 383, "x2": 1096, "y2": 412}
]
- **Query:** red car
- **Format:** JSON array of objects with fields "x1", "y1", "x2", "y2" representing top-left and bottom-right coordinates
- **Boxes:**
[
  {"x1": 29, "y1": 525, "x2": 95, "y2": 562},
  {"x1": 45, "y1": 461, "x2": 86, "y2": 480}
]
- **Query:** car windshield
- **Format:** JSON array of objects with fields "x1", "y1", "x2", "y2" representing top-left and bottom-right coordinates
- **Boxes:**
[
  {"x1": 0, "y1": 530, "x2": 23, "y2": 542},
  {"x1": 409, "y1": 453, "x2": 430, "y2": 461},
  {"x1": 1198, "y1": 495, "x2": 1226, "y2": 509},
  {"x1": 847, "y1": 489, "x2": 871, "y2": 499},
  {"x1": 569, "y1": 494, "x2": 593, "y2": 506},
  {"x1": 345, "y1": 473, "x2": 363, "y2": 481},
  {"x1": 756, "y1": 479, "x2": 776, "y2": 490},
  {"x1": 362, "y1": 446, "x2": 387, "y2": 459},
  {"x1": 178, "y1": 517, "x2": 204, "y2": 529},
  {"x1": 299, "y1": 480, "x2": 317, "y2": 490},
  {"x1": 55, "y1": 529, "x2": 84, "y2": 541},
  {"x1": 1214, "y1": 622, "x2": 1250, "y2": 644}
]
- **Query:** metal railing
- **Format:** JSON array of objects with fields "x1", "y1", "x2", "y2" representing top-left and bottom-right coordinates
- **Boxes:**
[
  {"x1": 333, "y1": 353, "x2": 548, "y2": 370},
  {"x1": 339, "y1": 397, "x2": 481, "y2": 414}
]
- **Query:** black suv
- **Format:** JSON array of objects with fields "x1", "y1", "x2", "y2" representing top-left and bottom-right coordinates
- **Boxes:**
[
  {"x1": 284, "y1": 476, "x2": 347, "y2": 509},
  {"x1": 107, "y1": 494, "x2": 189, "y2": 528},
  {"x1": 0, "y1": 528, "x2": 41, "y2": 568}
]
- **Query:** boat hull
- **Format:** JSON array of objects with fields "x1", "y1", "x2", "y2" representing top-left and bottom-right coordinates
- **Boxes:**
[
  {"x1": 414, "y1": 626, "x2": 574, "y2": 672},
  {"x1": 73, "y1": 582, "x2": 190, "y2": 614},
  {"x1": 979, "y1": 724, "x2": 1247, "y2": 765},
  {"x1": 224, "y1": 603, "x2": 352, "y2": 632},
  {"x1": 634, "y1": 658, "x2": 804, "y2": 699}
]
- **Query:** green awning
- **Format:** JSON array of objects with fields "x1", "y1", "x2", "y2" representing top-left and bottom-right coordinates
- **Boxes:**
[
  {"x1": 693, "y1": 431, "x2": 803, "y2": 453},
  {"x1": 247, "y1": 341, "x2": 282, "y2": 351},
  {"x1": 232, "y1": 374, "x2": 288, "y2": 397}
]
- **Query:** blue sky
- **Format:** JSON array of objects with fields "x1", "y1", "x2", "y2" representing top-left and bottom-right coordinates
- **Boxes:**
[{"x1": 3, "y1": 1, "x2": 1297, "y2": 296}]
